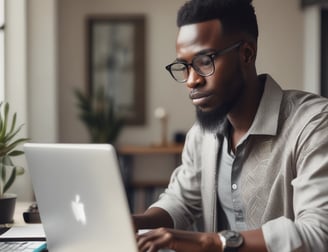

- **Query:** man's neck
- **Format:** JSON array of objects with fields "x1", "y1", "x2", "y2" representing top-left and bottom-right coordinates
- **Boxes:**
[{"x1": 227, "y1": 75, "x2": 265, "y2": 151}]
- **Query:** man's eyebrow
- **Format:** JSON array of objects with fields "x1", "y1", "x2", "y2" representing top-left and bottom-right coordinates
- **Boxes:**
[
  {"x1": 196, "y1": 48, "x2": 217, "y2": 55},
  {"x1": 175, "y1": 48, "x2": 217, "y2": 62}
]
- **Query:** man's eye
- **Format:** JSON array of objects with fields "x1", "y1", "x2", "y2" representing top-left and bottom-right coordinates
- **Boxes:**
[
  {"x1": 195, "y1": 55, "x2": 212, "y2": 67},
  {"x1": 172, "y1": 63, "x2": 187, "y2": 71}
]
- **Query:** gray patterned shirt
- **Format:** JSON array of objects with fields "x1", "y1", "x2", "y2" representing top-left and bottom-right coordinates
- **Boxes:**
[{"x1": 151, "y1": 74, "x2": 328, "y2": 252}]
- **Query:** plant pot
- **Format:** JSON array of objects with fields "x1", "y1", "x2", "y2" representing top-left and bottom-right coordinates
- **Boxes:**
[{"x1": 0, "y1": 194, "x2": 17, "y2": 224}]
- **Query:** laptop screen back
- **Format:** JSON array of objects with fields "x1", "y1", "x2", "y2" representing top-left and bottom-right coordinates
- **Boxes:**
[{"x1": 24, "y1": 143, "x2": 138, "y2": 252}]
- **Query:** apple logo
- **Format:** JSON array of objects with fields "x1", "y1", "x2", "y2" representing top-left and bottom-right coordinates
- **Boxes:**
[{"x1": 71, "y1": 194, "x2": 87, "y2": 225}]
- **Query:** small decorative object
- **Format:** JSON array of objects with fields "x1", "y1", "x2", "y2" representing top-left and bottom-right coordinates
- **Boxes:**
[
  {"x1": 0, "y1": 102, "x2": 29, "y2": 224},
  {"x1": 174, "y1": 131, "x2": 186, "y2": 144},
  {"x1": 154, "y1": 107, "x2": 168, "y2": 146},
  {"x1": 74, "y1": 87, "x2": 125, "y2": 144}
]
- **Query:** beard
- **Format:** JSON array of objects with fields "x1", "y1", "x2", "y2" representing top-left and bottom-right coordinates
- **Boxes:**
[
  {"x1": 196, "y1": 102, "x2": 230, "y2": 132},
  {"x1": 196, "y1": 75, "x2": 245, "y2": 133}
]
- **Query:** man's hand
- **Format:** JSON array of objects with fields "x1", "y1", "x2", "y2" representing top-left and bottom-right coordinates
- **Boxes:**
[{"x1": 137, "y1": 228, "x2": 222, "y2": 252}]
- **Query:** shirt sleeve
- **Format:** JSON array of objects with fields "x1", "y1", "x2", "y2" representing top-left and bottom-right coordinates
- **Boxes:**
[
  {"x1": 262, "y1": 217, "x2": 304, "y2": 252},
  {"x1": 150, "y1": 125, "x2": 203, "y2": 230},
  {"x1": 262, "y1": 113, "x2": 328, "y2": 252}
]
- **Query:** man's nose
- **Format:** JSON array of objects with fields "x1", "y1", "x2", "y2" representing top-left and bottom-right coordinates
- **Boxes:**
[{"x1": 185, "y1": 68, "x2": 204, "y2": 89}]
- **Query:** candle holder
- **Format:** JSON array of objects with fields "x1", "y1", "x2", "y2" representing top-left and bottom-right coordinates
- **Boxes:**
[{"x1": 154, "y1": 107, "x2": 168, "y2": 146}]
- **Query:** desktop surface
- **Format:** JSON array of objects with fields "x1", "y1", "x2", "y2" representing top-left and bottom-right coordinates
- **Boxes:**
[
  {"x1": 1, "y1": 202, "x2": 176, "y2": 252},
  {"x1": 0, "y1": 202, "x2": 47, "y2": 251}
]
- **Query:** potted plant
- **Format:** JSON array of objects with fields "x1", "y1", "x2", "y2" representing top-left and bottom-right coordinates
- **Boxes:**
[
  {"x1": 74, "y1": 87, "x2": 125, "y2": 144},
  {"x1": 0, "y1": 102, "x2": 29, "y2": 224}
]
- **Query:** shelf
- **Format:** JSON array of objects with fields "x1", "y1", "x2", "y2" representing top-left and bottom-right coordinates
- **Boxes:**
[
  {"x1": 117, "y1": 144, "x2": 183, "y2": 155},
  {"x1": 117, "y1": 143, "x2": 183, "y2": 213},
  {"x1": 132, "y1": 181, "x2": 169, "y2": 188}
]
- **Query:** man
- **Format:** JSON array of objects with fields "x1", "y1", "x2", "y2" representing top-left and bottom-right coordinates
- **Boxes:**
[{"x1": 134, "y1": 0, "x2": 328, "y2": 251}]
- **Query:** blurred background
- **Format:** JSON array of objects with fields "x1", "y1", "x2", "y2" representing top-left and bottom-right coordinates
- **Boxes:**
[{"x1": 0, "y1": 0, "x2": 327, "y2": 205}]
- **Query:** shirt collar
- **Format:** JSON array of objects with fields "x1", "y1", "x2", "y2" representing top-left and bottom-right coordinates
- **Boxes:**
[
  {"x1": 248, "y1": 74, "x2": 283, "y2": 136},
  {"x1": 217, "y1": 74, "x2": 283, "y2": 138}
]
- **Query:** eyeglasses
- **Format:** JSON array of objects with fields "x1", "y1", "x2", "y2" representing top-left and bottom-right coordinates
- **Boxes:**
[{"x1": 165, "y1": 41, "x2": 243, "y2": 83}]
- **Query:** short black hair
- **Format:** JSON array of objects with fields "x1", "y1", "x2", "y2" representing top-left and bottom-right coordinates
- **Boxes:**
[{"x1": 177, "y1": 0, "x2": 258, "y2": 40}]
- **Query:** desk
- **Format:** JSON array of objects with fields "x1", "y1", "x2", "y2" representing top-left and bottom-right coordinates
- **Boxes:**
[
  {"x1": 118, "y1": 144, "x2": 183, "y2": 185},
  {"x1": 117, "y1": 144, "x2": 184, "y2": 213},
  {"x1": 0, "y1": 202, "x2": 31, "y2": 234},
  {"x1": 0, "y1": 201, "x2": 46, "y2": 251},
  {"x1": 118, "y1": 144, "x2": 184, "y2": 155}
]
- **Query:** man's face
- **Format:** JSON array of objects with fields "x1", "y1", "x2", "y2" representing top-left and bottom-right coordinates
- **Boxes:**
[{"x1": 176, "y1": 20, "x2": 245, "y2": 131}]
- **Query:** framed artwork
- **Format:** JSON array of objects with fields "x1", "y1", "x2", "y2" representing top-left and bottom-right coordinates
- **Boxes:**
[{"x1": 86, "y1": 15, "x2": 146, "y2": 125}]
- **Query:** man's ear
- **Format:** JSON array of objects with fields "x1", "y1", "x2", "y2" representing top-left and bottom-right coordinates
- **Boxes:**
[{"x1": 241, "y1": 42, "x2": 257, "y2": 64}]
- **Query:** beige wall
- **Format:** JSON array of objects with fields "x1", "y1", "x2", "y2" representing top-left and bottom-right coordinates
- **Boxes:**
[
  {"x1": 4, "y1": 0, "x2": 58, "y2": 200},
  {"x1": 5, "y1": 0, "x2": 33, "y2": 200},
  {"x1": 58, "y1": 0, "x2": 190, "y2": 145},
  {"x1": 57, "y1": 0, "x2": 305, "y2": 146},
  {"x1": 254, "y1": 0, "x2": 304, "y2": 88}
]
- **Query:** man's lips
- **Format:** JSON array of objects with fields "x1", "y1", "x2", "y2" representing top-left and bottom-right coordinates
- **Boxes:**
[{"x1": 189, "y1": 91, "x2": 213, "y2": 106}]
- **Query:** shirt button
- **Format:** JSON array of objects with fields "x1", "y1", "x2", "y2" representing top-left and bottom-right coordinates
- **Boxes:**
[{"x1": 232, "y1": 184, "x2": 238, "y2": 190}]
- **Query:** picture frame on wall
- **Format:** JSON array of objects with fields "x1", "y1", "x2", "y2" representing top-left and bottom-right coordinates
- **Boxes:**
[{"x1": 86, "y1": 15, "x2": 146, "y2": 125}]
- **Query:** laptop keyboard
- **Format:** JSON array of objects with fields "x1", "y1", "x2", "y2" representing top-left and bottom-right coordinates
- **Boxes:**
[{"x1": 0, "y1": 241, "x2": 46, "y2": 251}]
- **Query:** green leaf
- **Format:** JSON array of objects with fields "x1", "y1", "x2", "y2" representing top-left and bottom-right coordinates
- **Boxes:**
[
  {"x1": 74, "y1": 87, "x2": 124, "y2": 144},
  {"x1": 8, "y1": 112, "x2": 17, "y2": 136},
  {"x1": 0, "y1": 102, "x2": 27, "y2": 196},
  {"x1": 1, "y1": 161, "x2": 6, "y2": 183},
  {"x1": 0, "y1": 170, "x2": 3, "y2": 192},
  {"x1": 2, "y1": 155, "x2": 13, "y2": 166},
  {"x1": 0, "y1": 138, "x2": 29, "y2": 156},
  {"x1": 8, "y1": 150, "x2": 24, "y2": 156},
  {"x1": 3, "y1": 167, "x2": 16, "y2": 193},
  {"x1": 0, "y1": 102, "x2": 3, "y2": 132},
  {"x1": 3, "y1": 123, "x2": 24, "y2": 143},
  {"x1": 0, "y1": 102, "x2": 9, "y2": 140}
]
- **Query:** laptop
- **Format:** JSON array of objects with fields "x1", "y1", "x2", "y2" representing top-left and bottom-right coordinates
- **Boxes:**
[{"x1": 24, "y1": 143, "x2": 138, "y2": 252}]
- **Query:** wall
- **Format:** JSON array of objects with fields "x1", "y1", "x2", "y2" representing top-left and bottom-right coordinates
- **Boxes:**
[
  {"x1": 58, "y1": 0, "x2": 191, "y2": 145},
  {"x1": 254, "y1": 0, "x2": 304, "y2": 89},
  {"x1": 27, "y1": 0, "x2": 58, "y2": 143},
  {"x1": 303, "y1": 5, "x2": 321, "y2": 94},
  {"x1": 57, "y1": 0, "x2": 305, "y2": 146},
  {"x1": 4, "y1": 0, "x2": 57, "y2": 201},
  {"x1": 4, "y1": 0, "x2": 32, "y2": 200}
]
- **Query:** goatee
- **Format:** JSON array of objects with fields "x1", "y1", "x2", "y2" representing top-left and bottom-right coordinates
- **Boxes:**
[
  {"x1": 195, "y1": 62, "x2": 246, "y2": 133},
  {"x1": 196, "y1": 77, "x2": 245, "y2": 132},
  {"x1": 196, "y1": 105, "x2": 229, "y2": 132}
]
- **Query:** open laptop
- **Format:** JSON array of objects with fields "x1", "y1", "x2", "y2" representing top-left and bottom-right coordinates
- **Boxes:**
[{"x1": 24, "y1": 143, "x2": 138, "y2": 252}]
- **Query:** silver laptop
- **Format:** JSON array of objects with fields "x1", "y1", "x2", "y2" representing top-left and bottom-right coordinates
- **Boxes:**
[{"x1": 24, "y1": 143, "x2": 138, "y2": 252}]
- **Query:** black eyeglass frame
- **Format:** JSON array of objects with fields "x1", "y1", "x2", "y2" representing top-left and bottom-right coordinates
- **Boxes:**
[{"x1": 165, "y1": 41, "x2": 244, "y2": 83}]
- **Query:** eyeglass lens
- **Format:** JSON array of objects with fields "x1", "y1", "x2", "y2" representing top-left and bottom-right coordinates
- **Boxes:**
[
  {"x1": 170, "y1": 54, "x2": 214, "y2": 82},
  {"x1": 170, "y1": 63, "x2": 189, "y2": 82},
  {"x1": 193, "y1": 55, "x2": 214, "y2": 75}
]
